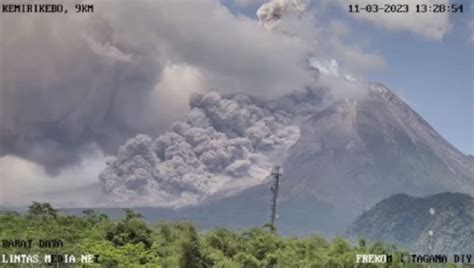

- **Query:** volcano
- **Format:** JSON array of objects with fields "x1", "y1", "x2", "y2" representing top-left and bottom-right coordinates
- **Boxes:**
[
  {"x1": 99, "y1": 82, "x2": 474, "y2": 235},
  {"x1": 278, "y1": 83, "x2": 474, "y2": 234}
]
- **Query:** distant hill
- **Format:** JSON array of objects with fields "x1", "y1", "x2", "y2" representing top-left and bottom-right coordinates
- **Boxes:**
[{"x1": 345, "y1": 192, "x2": 474, "y2": 254}]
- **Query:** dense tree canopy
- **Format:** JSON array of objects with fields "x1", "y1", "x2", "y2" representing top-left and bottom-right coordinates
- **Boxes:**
[{"x1": 0, "y1": 202, "x2": 459, "y2": 267}]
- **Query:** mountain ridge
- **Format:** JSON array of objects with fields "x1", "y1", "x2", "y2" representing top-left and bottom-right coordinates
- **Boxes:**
[{"x1": 345, "y1": 192, "x2": 474, "y2": 254}]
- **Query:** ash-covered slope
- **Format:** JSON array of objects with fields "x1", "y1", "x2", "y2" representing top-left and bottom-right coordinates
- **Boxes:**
[
  {"x1": 99, "y1": 83, "x2": 474, "y2": 235},
  {"x1": 280, "y1": 83, "x2": 474, "y2": 230},
  {"x1": 344, "y1": 192, "x2": 474, "y2": 254}
]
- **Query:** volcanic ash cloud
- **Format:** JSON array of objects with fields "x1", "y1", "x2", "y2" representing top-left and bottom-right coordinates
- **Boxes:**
[{"x1": 99, "y1": 91, "x2": 301, "y2": 207}]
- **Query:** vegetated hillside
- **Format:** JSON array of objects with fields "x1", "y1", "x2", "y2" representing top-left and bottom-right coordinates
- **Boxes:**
[
  {"x1": 1, "y1": 202, "x2": 409, "y2": 268},
  {"x1": 345, "y1": 192, "x2": 474, "y2": 254}
]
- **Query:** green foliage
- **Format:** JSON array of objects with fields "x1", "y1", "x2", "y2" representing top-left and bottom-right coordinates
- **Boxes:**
[
  {"x1": 27, "y1": 201, "x2": 58, "y2": 219},
  {"x1": 106, "y1": 209, "x2": 153, "y2": 249},
  {"x1": 0, "y1": 202, "x2": 452, "y2": 267}
]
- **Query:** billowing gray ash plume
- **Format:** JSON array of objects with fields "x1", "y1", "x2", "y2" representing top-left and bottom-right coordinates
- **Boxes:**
[
  {"x1": 100, "y1": 82, "x2": 474, "y2": 238},
  {"x1": 99, "y1": 89, "x2": 331, "y2": 207},
  {"x1": 0, "y1": 0, "x2": 315, "y2": 175},
  {"x1": 0, "y1": 0, "x2": 392, "y2": 207}
]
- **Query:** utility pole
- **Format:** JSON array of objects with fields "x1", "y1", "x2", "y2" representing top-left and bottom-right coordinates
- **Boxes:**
[{"x1": 269, "y1": 165, "x2": 281, "y2": 228}]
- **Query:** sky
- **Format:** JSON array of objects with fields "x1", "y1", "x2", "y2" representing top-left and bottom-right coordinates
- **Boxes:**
[
  {"x1": 356, "y1": 2, "x2": 473, "y2": 156},
  {"x1": 0, "y1": 0, "x2": 472, "y2": 206},
  {"x1": 225, "y1": 0, "x2": 473, "y2": 155}
]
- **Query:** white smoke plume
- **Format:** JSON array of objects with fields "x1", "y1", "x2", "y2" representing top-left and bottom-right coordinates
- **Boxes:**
[{"x1": 257, "y1": 0, "x2": 307, "y2": 31}]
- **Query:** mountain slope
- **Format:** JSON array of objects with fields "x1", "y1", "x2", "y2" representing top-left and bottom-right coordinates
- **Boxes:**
[
  {"x1": 279, "y1": 84, "x2": 474, "y2": 231},
  {"x1": 98, "y1": 83, "x2": 474, "y2": 235},
  {"x1": 345, "y1": 192, "x2": 474, "y2": 254}
]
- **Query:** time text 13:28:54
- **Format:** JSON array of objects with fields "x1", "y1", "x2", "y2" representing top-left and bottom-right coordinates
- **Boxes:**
[{"x1": 348, "y1": 4, "x2": 463, "y2": 13}]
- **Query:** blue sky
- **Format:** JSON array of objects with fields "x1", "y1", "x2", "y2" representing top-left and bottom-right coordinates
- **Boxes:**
[
  {"x1": 225, "y1": 0, "x2": 473, "y2": 155},
  {"x1": 368, "y1": 21, "x2": 473, "y2": 155}
]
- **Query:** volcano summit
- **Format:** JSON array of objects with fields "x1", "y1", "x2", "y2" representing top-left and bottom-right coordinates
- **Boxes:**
[{"x1": 99, "y1": 82, "x2": 474, "y2": 235}]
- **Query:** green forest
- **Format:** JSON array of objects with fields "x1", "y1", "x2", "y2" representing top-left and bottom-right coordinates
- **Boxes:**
[{"x1": 0, "y1": 202, "x2": 462, "y2": 267}]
